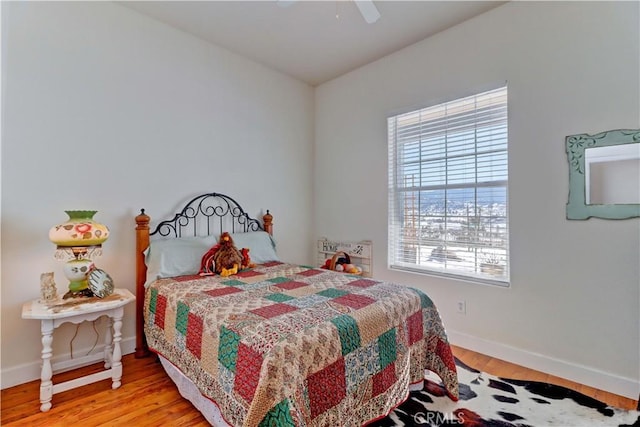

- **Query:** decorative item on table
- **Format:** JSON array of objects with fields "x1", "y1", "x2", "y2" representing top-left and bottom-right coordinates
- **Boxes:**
[
  {"x1": 88, "y1": 268, "x2": 114, "y2": 298},
  {"x1": 39, "y1": 272, "x2": 58, "y2": 303},
  {"x1": 49, "y1": 210, "x2": 110, "y2": 299},
  {"x1": 321, "y1": 251, "x2": 362, "y2": 275}
]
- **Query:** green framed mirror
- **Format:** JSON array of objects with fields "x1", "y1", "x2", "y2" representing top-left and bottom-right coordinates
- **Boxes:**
[{"x1": 566, "y1": 129, "x2": 640, "y2": 220}]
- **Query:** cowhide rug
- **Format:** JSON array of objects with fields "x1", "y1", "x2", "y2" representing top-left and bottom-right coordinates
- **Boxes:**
[{"x1": 371, "y1": 359, "x2": 639, "y2": 427}]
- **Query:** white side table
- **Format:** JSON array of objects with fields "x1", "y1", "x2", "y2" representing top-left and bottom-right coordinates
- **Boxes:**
[{"x1": 21, "y1": 288, "x2": 135, "y2": 412}]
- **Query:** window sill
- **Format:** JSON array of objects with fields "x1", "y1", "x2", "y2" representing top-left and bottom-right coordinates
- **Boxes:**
[{"x1": 389, "y1": 264, "x2": 511, "y2": 288}]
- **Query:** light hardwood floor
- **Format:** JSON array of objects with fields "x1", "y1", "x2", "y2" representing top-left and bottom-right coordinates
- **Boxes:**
[{"x1": 1, "y1": 346, "x2": 637, "y2": 426}]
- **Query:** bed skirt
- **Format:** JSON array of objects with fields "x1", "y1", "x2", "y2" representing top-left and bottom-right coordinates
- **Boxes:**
[
  {"x1": 160, "y1": 354, "x2": 231, "y2": 426},
  {"x1": 159, "y1": 353, "x2": 427, "y2": 426}
]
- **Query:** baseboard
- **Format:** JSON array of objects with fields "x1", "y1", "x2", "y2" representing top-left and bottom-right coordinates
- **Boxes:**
[
  {"x1": 0, "y1": 336, "x2": 136, "y2": 390},
  {"x1": 448, "y1": 330, "x2": 640, "y2": 401}
]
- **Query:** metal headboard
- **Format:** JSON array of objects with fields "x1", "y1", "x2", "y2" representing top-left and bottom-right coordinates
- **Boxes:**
[{"x1": 148, "y1": 192, "x2": 264, "y2": 238}]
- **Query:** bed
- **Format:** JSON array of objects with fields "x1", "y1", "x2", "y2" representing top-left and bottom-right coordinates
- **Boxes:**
[{"x1": 134, "y1": 192, "x2": 458, "y2": 426}]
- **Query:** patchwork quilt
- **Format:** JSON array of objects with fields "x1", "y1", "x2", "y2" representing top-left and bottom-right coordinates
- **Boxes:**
[{"x1": 144, "y1": 262, "x2": 458, "y2": 427}]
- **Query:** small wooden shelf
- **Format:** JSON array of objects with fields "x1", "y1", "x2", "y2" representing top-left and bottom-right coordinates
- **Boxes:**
[{"x1": 317, "y1": 238, "x2": 373, "y2": 277}]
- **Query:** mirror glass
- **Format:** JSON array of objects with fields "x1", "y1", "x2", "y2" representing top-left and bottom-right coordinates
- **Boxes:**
[
  {"x1": 585, "y1": 144, "x2": 640, "y2": 205},
  {"x1": 566, "y1": 129, "x2": 640, "y2": 220}
]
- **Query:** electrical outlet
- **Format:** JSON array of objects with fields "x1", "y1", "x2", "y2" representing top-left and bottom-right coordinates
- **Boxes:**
[{"x1": 456, "y1": 300, "x2": 466, "y2": 314}]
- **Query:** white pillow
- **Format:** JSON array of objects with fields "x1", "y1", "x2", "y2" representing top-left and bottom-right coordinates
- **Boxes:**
[
  {"x1": 230, "y1": 231, "x2": 279, "y2": 264},
  {"x1": 145, "y1": 235, "x2": 219, "y2": 284}
]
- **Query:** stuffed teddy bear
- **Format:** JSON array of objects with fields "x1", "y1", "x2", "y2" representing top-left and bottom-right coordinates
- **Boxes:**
[
  {"x1": 213, "y1": 232, "x2": 243, "y2": 277},
  {"x1": 241, "y1": 247, "x2": 255, "y2": 269}
]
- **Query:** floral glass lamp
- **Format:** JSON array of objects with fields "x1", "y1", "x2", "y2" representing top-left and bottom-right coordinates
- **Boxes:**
[{"x1": 49, "y1": 211, "x2": 109, "y2": 299}]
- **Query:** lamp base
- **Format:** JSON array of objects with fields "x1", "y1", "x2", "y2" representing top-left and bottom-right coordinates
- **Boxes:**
[{"x1": 62, "y1": 258, "x2": 94, "y2": 299}]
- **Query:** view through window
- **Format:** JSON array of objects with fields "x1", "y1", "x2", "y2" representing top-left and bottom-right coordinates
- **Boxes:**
[{"x1": 388, "y1": 86, "x2": 509, "y2": 285}]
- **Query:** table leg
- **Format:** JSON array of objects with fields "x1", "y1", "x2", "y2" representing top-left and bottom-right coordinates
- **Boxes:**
[
  {"x1": 104, "y1": 317, "x2": 113, "y2": 369},
  {"x1": 39, "y1": 320, "x2": 54, "y2": 412},
  {"x1": 111, "y1": 307, "x2": 124, "y2": 389}
]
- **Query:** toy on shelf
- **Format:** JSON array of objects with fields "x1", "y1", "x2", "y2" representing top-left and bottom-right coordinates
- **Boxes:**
[
  {"x1": 317, "y1": 239, "x2": 372, "y2": 277},
  {"x1": 322, "y1": 251, "x2": 363, "y2": 275}
]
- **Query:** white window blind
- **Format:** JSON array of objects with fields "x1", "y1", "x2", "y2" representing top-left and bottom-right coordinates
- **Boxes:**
[{"x1": 388, "y1": 86, "x2": 509, "y2": 285}]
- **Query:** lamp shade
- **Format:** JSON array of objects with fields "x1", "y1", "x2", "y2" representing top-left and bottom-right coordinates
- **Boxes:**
[{"x1": 49, "y1": 210, "x2": 109, "y2": 247}]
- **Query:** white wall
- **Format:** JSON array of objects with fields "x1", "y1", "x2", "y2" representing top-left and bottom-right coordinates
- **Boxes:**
[
  {"x1": 315, "y1": 1, "x2": 639, "y2": 398},
  {"x1": 1, "y1": 1, "x2": 314, "y2": 387}
]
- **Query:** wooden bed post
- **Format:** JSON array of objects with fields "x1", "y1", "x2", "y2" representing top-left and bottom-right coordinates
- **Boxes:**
[
  {"x1": 263, "y1": 210, "x2": 273, "y2": 235},
  {"x1": 135, "y1": 209, "x2": 151, "y2": 358}
]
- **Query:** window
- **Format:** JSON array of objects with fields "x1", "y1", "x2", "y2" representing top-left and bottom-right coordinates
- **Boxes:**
[{"x1": 388, "y1": 86, "x2": 509, "y2": 285}]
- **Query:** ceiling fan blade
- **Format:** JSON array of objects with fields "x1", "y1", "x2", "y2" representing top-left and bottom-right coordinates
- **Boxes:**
[{"x1": 354, "y1": 0, "x2": 380, "y2": 24}]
